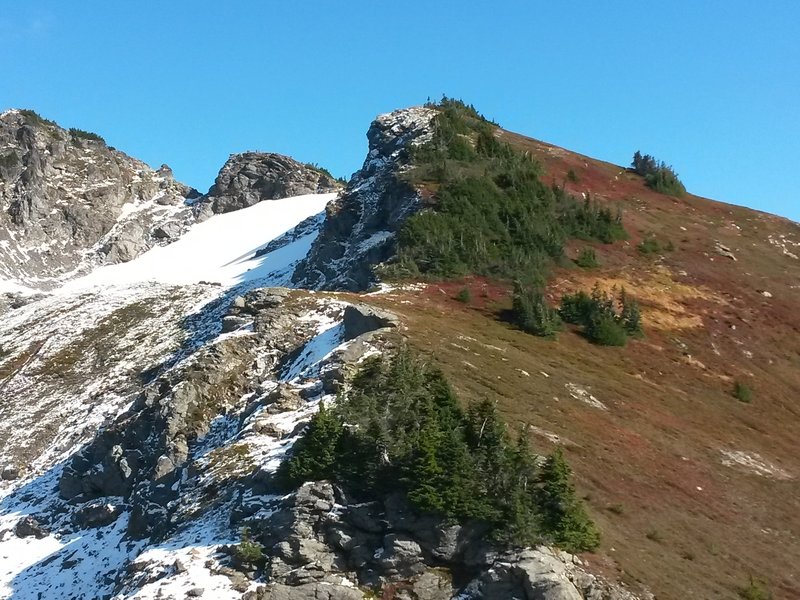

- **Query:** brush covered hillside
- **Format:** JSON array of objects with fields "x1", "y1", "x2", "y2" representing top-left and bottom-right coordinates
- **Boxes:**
[
  {"x1": 0, "y1": 100, "x2": 797, "y2": 600},
  {"x1": 359, "y1": 100, "x2": 800, "y2": 599}
]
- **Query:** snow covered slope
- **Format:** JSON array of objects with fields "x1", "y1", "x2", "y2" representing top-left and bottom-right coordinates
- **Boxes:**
[
  {"x1": 62, "y1": 193, "x2": 336, "y2": 290},
  {"x1": 0, "y1": 192, "x2": 346, "y2": 599}
]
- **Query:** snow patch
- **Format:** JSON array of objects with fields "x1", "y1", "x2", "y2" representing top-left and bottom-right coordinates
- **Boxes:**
[{"x1": 62, "y1": 193, "x2": 335, "y2": 291}]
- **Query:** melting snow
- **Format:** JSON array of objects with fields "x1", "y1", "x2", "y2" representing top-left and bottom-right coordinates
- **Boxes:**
[
  {"x1": 0, "y1": 193, "x2": 345, "y2": 598},
  {"x1": 62, "y1": 193, "x2": 336, "y2": 291}
]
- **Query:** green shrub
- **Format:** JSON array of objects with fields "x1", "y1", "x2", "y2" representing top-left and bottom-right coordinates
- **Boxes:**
[
  {"x1": 303, "y1": 161, "x2": 346, "y2": 183},
  {"x1": 512, "y1": 283, "x2": 561, "y2": 338},
  {"x1": 631, "y1": 151, "x2": 686, "y2": 196},
  {"x1": 275, "y1": 401, "x2": 342, "y2": 485},
  {"x1": 566, "y1": 168, "x2": 579, "y2": 183},
  {"x1": 575, "y1": 248, "x2": 599, "y2": 268},
  {"x1": 69, "y1": 128, "x2": 105, "y2": 144},
  {"x1": 384, "y1": 98, "x2": 627, "y2": 286},
  {"x1": 18, "y1": 109, "x2": 56, "y2": 128},
  {"x1": 645, "y1": 529, "x2": 663, "y2": 542},
  {"x1": 559, "y1": 284, "x2": 642, "y2": 345},
  {"x1": 638, "y1": 236, "x2": 661, "y2": 255},
  {"x1": 234, "y1": 527, "x2": 265, "y2": 567},
  {"x1": 278, "y1": 347, "x2": 599, "y2": 551},
  {"x1": 455, "y1": 287, "x2": 472, "y2": 303},
  {"x1": 561, "y1": 197, "x2": 628, "y2": 244},
  {"x1": 739, "y1": 576, "x2": 772, "y2": 600},
  {"x1": 585, "y1": 312, "x2": 627, "y2": 346},
  {"x1": 559, "y1": 291, "x2": 596, "y2": 325},
  {"x1": 733, "y1": 380, "x2": 753, "y2": 403},
  {"x1": 619, "y1": 288, "x2": 643, "y2": 336}
]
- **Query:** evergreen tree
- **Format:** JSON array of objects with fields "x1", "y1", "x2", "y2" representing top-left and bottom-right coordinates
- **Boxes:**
[
  {"x1": 511, "y1": 283, "x2": 561, "y2": 338},
  {"x1": 276, "y1": 401, "x2": 342, "y2": 487},
  {"x1": 585, "y1": 311, "x2": 627, "y2": 346},
  {"x1": 619, "y1": 288, "x2": 643, "y2": 336},
  {"x1": 497, "y1": 428, "x2": 542, "y2": 546},
  {"x1": 538, "y1": 449, "x2": 600, "y2": 553},
  {"x1": 276, "y1": 346, "x2": 600, "y2": 553},
  {"x1": 406, "y1": 419, "x2": 447, "y2": 514}
]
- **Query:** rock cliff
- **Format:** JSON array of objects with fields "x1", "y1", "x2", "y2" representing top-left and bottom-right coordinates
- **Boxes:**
[
  {"x1": 292, "y1": 106, "x2": 436, "y2": 291},
  {"x1": 195, "y1": 152, "x2": 342, "y2": 219},
  {"x1": 0, "y1": 109, "x2": 198, "y2": 288}
]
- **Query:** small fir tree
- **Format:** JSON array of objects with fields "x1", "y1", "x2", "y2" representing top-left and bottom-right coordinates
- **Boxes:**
[
  {"x1": 538, "y1": 449, "x2": 600, "y2": 553},
  {"x1": 512, "y1": 283, "x2": 561, "y2": 338}
]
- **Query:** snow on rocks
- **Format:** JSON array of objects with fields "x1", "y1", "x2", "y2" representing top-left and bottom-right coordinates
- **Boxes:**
[
  {"x1": 565, "y1": 383, "x2": 608, "y2": 411},
  {"x1": 0, "y1": 193, "x2": 359, "y2": 598},
  {"x1": 720, "y1": 449, "x2": 793, "y2": 480},
  {"x1": 292, "y1": 107, "x2": 436, "y2": 291},
  {"x1": 62, "y1": 193, "x2": 336, "y2": 291}
]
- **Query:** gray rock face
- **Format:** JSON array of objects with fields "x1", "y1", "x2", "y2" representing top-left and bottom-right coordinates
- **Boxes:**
[
  {"x1": 342, "y1": 303, "x2": 399, "y2": 340},
  {"x1": 72, "y1": 500, "x2": 123, "y2": 529},
  {"x1": 292, "y1": 106, "x2": 437, "y2": 291},
  {"x1": 195, "y1": 152, "x2": 341, "y2": 218},
  {"x1": 14, "y1": 516, "x2": 49, "y2": 539},
  {"x1": 0, "y1": 109, "x2": 199, "y2": 288},
  {"x1": 239, "y1": 480, "x2": 643, "y2": 600}
]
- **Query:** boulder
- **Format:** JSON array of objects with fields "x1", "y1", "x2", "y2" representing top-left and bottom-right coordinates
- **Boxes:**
[
  {"x1": 342, "y1": 304, "x2": 399, "y2": 340},
  {"x1": 411, "y1": 570, "x2": 455, "y2": 600},
  {"x1": 243, "y1": 287, "x2": 291, "y2": 313},
  {"x1": 377, "y1": 534, "x2": 425, "y2": 577},
  {"x1": 222, "y1": 315, "x2": 252, "y2": 333},
  {"x1": 14, "y1": 516, "x2": 49, "y2": 539},
  {"x1": 152, "y1": 221, "x2": 182, "y2": 239},
  {"x1": 73, "y1": 500, "x2": 123, "y2": 529},
  {"x1": 1, "y1": 465, "x2": 19, "y2": 480}
]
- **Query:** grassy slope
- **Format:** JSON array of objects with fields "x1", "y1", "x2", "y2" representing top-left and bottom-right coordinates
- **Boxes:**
[{"x1": 354, "y1": 130, "x2": 800, "y2": 599}]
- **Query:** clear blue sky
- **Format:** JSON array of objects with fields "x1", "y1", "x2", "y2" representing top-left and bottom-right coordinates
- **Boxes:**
[{"x1": 2, "y1": 1, "x2": 798, "y2": 221}]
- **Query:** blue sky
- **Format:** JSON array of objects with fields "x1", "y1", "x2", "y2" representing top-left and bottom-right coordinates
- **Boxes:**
[{"x1": 2, "y1": 1, "x2": 798, "y2": 221}]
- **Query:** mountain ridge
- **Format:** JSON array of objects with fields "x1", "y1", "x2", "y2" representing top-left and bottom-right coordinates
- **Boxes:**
[{"x1": 0, "y1": 101, "x2": 796, "y2": 599}]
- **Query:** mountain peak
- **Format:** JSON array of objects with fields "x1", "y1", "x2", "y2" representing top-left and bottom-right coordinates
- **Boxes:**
[
  {"x1": 191, "y1": 151, "x2": 343, "y2": 219},
  {"x1": 0, "y1": 111, "x2": 197, "y2": 288}
]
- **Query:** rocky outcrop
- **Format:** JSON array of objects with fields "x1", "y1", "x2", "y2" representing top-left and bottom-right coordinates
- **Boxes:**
[
  {"x1": 56, "y1": 287, "x2": 392, "y2": 541},
  {"x1": 232, "y1": 481, "x2": 645, "y2": 600},
  {"x1": 0, "y1": 109, "x2": 199, "y2": 288},
  {"x1": 195, "y1": 152, "x2": 342, "y2": 219},
  {"x1": 292, "y1": 106, "x2": 437, "y2": 291},
  {"x1": 343, "y1": 303, "x2": 400, "y2": 340}
]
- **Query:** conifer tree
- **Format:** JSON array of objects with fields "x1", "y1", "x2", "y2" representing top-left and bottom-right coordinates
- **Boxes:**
[
  {"x1": 276, "y1": 401, "x2": 342, "y2": 487},
  {"x1": 619, "y1": 287, "x2": 643, "y2": 336},
  {"x1": 512, "y1": 283, "x2": 561, "y2": 338},
  {"x1": 538, "y1": 449, "x2": 600, "y2": 553}
]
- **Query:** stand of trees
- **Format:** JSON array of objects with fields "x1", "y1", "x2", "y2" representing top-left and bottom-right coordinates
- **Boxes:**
[
  {"x1": 631, "y1": 151, "x2": 686, "y2": 196},
  {"x1": 384, "y1": 98, "x2": 626, "y2": 288},
  {"x1": 277, "y1": 347, "x2": 600, "y2": 553},
  {"x1": 560, "y1": 284, "x2": 642, "y2": 346}
]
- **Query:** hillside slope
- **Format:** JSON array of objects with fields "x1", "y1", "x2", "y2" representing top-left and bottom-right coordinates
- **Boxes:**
[
  {"x1": 358, "y1": 122, "x2": 800, "y2": 599},
  {"x1": 0, "y1": 102, "x2": 797, "y2": 600}
]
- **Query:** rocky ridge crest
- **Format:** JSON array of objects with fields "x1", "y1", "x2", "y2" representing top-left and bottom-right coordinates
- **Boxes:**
[
  {"x1": 194, "y1": 152, "x2": 342, "y2": 220},
  {"x1": 292, "y1": 106, "x2": 436, "y2": 291},
  {"x1": 0, "y1": 109, "x2": 199, "y2": 288}
]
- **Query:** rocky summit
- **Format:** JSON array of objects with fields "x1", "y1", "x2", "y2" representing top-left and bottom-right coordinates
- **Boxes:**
[
  {"x1": 194, "y1": 152, "x2": 343, "y2": 219},
  {"x1": 0, "y1": 100, "x2": 797, "y2": 600},
  {"x1": 0, "y1": 109, "x2": 200, "y2": 288}
]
